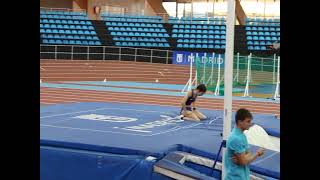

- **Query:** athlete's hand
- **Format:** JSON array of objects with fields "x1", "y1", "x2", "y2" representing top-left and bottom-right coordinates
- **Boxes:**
[
  {"x1": 256, "y1": 148, "x2": 265, "y2": 157},
  {"x1": 231, "y1": 155, "x2": 239, "y2": 165}
]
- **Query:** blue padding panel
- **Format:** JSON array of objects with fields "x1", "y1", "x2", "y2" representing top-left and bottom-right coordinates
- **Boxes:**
[
  {"x1": 41, "y1": 146, "x2": 160, "y2": 180},
  {"x1": 41, "y1": 102, "x2": 280, "y2": 179},
  {"x1": 155, "y1": 155, "x2": 218, "y2": 180}
]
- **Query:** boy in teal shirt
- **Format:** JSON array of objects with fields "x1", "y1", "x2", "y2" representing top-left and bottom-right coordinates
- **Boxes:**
[{"x1": 224, "y1": 109, "x2": 265, "y2": 180}]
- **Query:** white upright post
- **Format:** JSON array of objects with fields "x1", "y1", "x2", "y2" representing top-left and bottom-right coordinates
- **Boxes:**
[
  {"x1": 181, "y1": 53, "x2": 195, "y2": 93},
  {"x1": 273, "y1": 54, "x2": 276, "y2": 84},
  {"x1": 236, "y1": 52, "x2": 240, "y2": 82},
  {"x1": 274, "y1": 56, "x2": 280, "y2": 100},
  {"x1": 222, "y1": 0, "x2": 236, "y2": 178},
  {"x1": 214, "y1": 54, "x2": 222, "y2": 96},
  {"x1": 243, "y1": 53, "x2": 252, "y2": 97},
  {"x1": 206, "y1": 52, "x2": 215, "y2": 85},
  {"x1": 200, "y1": 53, "x2": 207, "y2": 84}
]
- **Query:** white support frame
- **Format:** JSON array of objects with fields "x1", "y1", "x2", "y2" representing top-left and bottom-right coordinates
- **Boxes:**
[
  {"x1": 273, "y1": 56, "x2": 280, "y2": 100},
  {"x1": 214, "y1": 54, "x2": 222, "y2": 96},
  {"x1": 222, "y1": 0, "x2": 236, "y2": 178},
  {"x1": 182, "y1": 53, "x2": 197, "y2": 93},
  {"x1": 243, "y1": 53, "x2": 252, "y2": 97},
  {"x1": 206, "y1": 52, "x2": 215, "y2": 86}
]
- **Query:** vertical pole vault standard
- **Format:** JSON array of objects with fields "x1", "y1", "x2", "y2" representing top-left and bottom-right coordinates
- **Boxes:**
[
  {"x1": 273, "y1": 54, "x2": 276, "y2": 84},
  {"x1": 181, "y1": 53, "x2": 195, "y2": 93},
  {"x1": 274, "y1": 56, "x2": 280, "y2": 100},
  {"x1": 201, "y1": 53, "x2": 207, "y2": 84},
  {"x1": 243, "y1": 53, "x2": 252, "y2": 97},
  {"x1": 214, "y1": 54, "x2": 222, "y2": 96},
  {"x1": 222, "y1": 0, "x2": 236, "y2": 178},
  {"x1": 206, "y1": 52, "x2": 215, "y2": 85}
]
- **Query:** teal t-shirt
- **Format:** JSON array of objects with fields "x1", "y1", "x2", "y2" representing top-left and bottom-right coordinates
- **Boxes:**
[{"x1": 224, "y1": 127, "x2": 250, "y2": 180}]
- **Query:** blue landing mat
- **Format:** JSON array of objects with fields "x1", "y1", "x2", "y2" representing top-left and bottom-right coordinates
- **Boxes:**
[{"x1": 40, "y1": 102, "x2": 280, "y2": 179}]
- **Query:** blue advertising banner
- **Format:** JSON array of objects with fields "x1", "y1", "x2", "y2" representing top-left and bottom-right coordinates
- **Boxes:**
[{"x1": 172, "y1": 51, "x2": 225, "y2": 67}]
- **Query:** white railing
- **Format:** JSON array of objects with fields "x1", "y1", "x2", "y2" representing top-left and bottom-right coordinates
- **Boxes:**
[
  {"x1": 40, "y1": 7, "x2": 86, "y2": 14},
  {"x1": 40, "y1": 44, "x2": 173, "y2": 64}
]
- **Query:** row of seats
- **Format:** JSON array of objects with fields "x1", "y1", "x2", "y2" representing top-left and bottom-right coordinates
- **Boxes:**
[
  {"x1": 175, "y1": 34, "x2": 226, "y2": 39},
  {"x1": 246, "y1": 31, "x2": 280, "y2": 36},
  {"x1": 115, "y1": 42, "x2": 170, "y2": 47},
  {"x1": 177, "y1": 44, "x2": 225, "y2": 49},
  {"x1": 246, "y1": 22, "x2": 280, "y2": 27},
  {"x1": 172, "y1": 30, "x2": 226, "y2": 34},
  {"x1": 101, "y1": 14, "x2": 162, "y2": 20},
  {"x1": 113, "y1": 37, "x2": 167, "y2": 42},
  {"x1": 40, "y1": 19, "x2": 92, "y2": 25},
  {"x1": 43, "y1": 39, "x2": 101, "y2": 45},
  {"x1": 172, "y1": 34, "x2": 226, "y2": 39},
  {"x1": 169, "y1": 16, "x2": 226, "y2": 21},
  {"x1": 40, "y1": 15, "x2": 88, "y2": 20},
  {"x1": 246, "y1": 18, "x2": 280, "y2": 23},
  {"x1": 40, "y1": 29, "x2": 97, "y2": 35},
  {"x1": 168, "y1": 20, "x2": 225, "y2": 25},
  {"x1": 246, "y1": 26, "x2": 280, "y2": 32},
  {"x1": 103, "y1": 17, "x2": 163, "y2": 23},
  {"x1": 247, "y1": 41, "x2": 275, "y2": 46},
  {"x1": 110, "y1": 32, "x2": 169, "y2": 37},
  {"x1": 40, "y1": 11, "x2": 86, "y2": 16},
  {"x1": 41, "y1": 34, "x2": 99, "y2": 40},
  {"x1": 248, "y1": 46, "x2": 268, "y2": 51},
  {"x1": 40, "y1": 24, "x2": 94, "y2": 30},
  {"x1": 108, "y1": 27, "x2": 166, "y2": 33},
  {"x1": 247, "y1": 36, "x2": 279, "y2": 41},
  {"x1": 106, "y1": 22, "x2": 163, "y2": 28},
  {"x1": 177, "y1": 39, "x2": 226, "y2": 44},
  {"x1": 173, "y1": 24, "x2": 225, "y2": 30}
]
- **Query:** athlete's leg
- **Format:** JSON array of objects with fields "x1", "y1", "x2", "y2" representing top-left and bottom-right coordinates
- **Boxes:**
[
  {"x1": 182, "y1": 110, "x2": 201, "y2": 121},
  {"x1": 193, "y1": 110, "x2": 207, "y2": 120}
]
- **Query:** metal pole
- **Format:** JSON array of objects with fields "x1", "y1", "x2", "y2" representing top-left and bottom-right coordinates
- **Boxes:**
[
  {"x1": 236, "y1": 52, "x2": 239, "y2": 82},
  {"x1": 263, "y1": 0, "x2": 266, "y2": 19},
  {"x1": 150, "y1": 50, "x2": 153, "y2": 63},
  {"x1": 273, "y1": 54, "x2": 276, "y2": 84},
  {"x1": 135, "y1": 48, "x2": 137, "y2": 62},
  {"x1": 176, "y1": 1, "x2": 178, "y2": 18},
  {"x1": 166, "y1": 50, "x2": 169, "y2": 64},
  {"x1": 55, "y1": 45, "x2": 57, "y2": 60},
  {"x1": 103, "y1": 47, "x2": 105, "y2": 60},
  {"x1": 222, "y1": 0, "x2": 236, "y2": 179},
  {"x1": 119, "y1": 47, "x2": 121, "y2": 61},
  {"x1": 87, "y1": 46, "x2": 89, "y2": 60},
  {"x1": 71, "y1": 45, "x2": 74, "y2": 60}
]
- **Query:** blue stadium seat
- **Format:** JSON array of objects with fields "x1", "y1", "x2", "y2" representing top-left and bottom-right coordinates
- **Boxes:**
[
  {"x1": 42, "y1": 39, "x2": 49, "y2": 44},
  {"x1": 214, "y1": 45, "x2": 220, "y2": 49},
  {"x1": 87, "y1": 36, "x2": 93, "y2": 40},
  {"x1": 247, "y1": 36, "x2": 252, "y2": 40},
  {"x1": 254, "y1": 41, "x2": 259, "y2": 45},
  {"x1": 252, "y1": 31, "x2": 258, "y2": 36},
  {"x1": 245, "y1": 27, "x2": 251, "y2": 31},
  {"x1": 272, "y1": 37, "x2": 278, "y2": 41},
  {"x1": 254, "y1": 46, "x2": 261, "y2": 50},
  {"x1": 260, "y1": 41, "x2": 266, "y2": 45},
  {"x1": 259, "y1": 36, "x2": 265, "y2": 41},
  {"x1": 253, "y1": 36, "x2": 259, "y2": 40},
  {"x1": 260, "y1": 46, "x2": 267, "y2": 50},
  {"x1": 215, "y1": 40, "x2": 221, "y2": 44},
  {"x1": 202, "y1": 44, "x2": 208, "y2": 48},
  {"x1": 71, "y1": 30, "x2": 77, "y2": 34},
  {"x1": 270, "y1": 27, "x2": 276, "y2": 31},
  {"x1": 248, "y1": 46, "x2": 253, "y2": 50},
  {"x1": 202, "y1": 35, "x2": 208, "y2": 38},
  {"x1": 47, "y1": 34, "x2": 54, "y2": 39},
  {"x1": 177, "y1": 44, "x2": 183, "y2": 48},
  {"x1": 259, "y1": 32, "x2": 264, "y2": 36},
  {"x1": 90, "y1": 31, "x2": 96, "y2": 35},
  {"x1": 208, "y1": 44, "x2": 214, "y2": 49},
  {"x1": 49, "y1": 39, "x2": 55, "y2": 44},
  {"x1": 196, "y1": 34, "x2": 202, "y2": 39},
  {"x1": 247, "y1": 41, "x2": 253, "y2": 45},
  {"x1": 196, "y1": 44, "x2": 202, "y2": 48}
]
